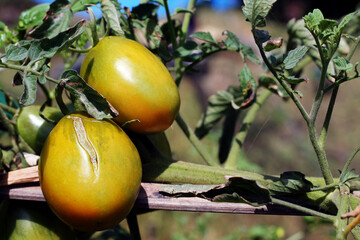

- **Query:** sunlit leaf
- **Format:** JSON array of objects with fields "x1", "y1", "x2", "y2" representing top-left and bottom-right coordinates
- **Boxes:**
[
  {"x1": 242, "y1": 0, "x2": 277, "y2": 27},
  {"x1": 16, "y1": 3, "x2": 50, "y2": 31},
  {"x1": 190, "y1": 32, "x2": 217, "y2": 44},
  {"x1": 5, "y1": 44, "x2": 28, "y2": 61},
  {"x1": 283, "y1": 46, "x2": 308, "y2": 70},
  {"x1": 60, "y1": 70, "x2": 118, "y2": 120},
  {"x1": 20, "y1": 74, "x2": 37, "y2": 105},
  {"x1": 268, "y1": 171, "x2": 313, "y2": 195},
  {"x1": 333, "y1": 56, "x2": 353, "y2": 73},
  {"x1": 101, "y1": 0, "x2": 124, "y2": 36},
  {"x1": 28, "y1": 20, "x2": 85, "y2": 61},
  {"x1": 30, "y1": 0, "x2": 73, "y2": 39}
]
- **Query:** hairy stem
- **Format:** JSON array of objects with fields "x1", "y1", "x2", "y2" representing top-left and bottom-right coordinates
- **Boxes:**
[
  {"x1": 252, "y1": 29, "x2": 310, "y2": 124},
  {"x1": 180, "y1": 0, "x2": 197, "y2": 45},
  {"x1": 175, "y1": 114, "x2": 218, "y2": 166},
  {"x1": 0, "y1": 62, "x2": 59, "y2": 84},
  {"x1": 0, "y1": 103, "x2": 17, "y2": 115},
  {"x1": 271, "y1": 197, "x2": 336, "y2": 221}
]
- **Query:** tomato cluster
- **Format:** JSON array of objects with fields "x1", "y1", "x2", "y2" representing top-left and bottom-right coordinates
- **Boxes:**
[{"x1": 35, "y1": 36, "x2": 179, "y2": 232}]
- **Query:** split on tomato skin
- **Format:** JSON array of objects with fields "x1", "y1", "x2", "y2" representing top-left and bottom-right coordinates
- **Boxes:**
[
  {"x1": 80, "y1": 36, "x2": 181, "y2": 134},
  {"x1": 38, "y1": 112, "x2": 142, "y2": 232}
]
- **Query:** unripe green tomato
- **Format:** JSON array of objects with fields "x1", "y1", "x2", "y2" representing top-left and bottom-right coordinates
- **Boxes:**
[
  {"x1": 0, "y1": 200, "x2": 76, "y2": 240},
  {"x1": 39, "y1": 112, "x2": 142, "y2": 232},
  {"x1": 16, "y1": 105, "x2": 63, "y2": 154},
  {"x1": 80, "y1": 36, "x2": 180, "y2": 134},
  {"x1": 147, "y1": 132, "x2": 172, "y2": 158}
]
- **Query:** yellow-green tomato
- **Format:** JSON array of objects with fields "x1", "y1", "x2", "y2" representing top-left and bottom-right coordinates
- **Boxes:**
[
  {"x1": 80, "y1": 36, "x2": 180, "y2": 134},
  {"x1": 38, "y1": 112, "x2": 142, "y2": 232},
  {"x1": 0, "y1": 200, "x2": 76, "y2": 240}
]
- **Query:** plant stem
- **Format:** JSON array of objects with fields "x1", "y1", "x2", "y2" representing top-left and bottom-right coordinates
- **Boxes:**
[
  {"x1": 336, "y1": 186, "x2": 351, "y2": 239},
  {"x1": 224, "y1": 89, "x2": 272, "y2": 169},
  {"x1": 271, "y1": 197, "x2": 336, "y2": 221},
  {"x1": 0, "y1": 102, "x2": 17, "y2": 115},
  {"x1": 309, "y1": 61, "x2": 328, "y2": 123},
  {"x1": 252, "y1": 29, "x2": 310, "y2": 124},
  {"x1": 0, "y1": 62, "x2": 59, "y2": 84},
  {"x1": 175, "y1": 114, "x2": 218, "y2": 166},
  {"x1": 318, "y1": 86, "x2": 338, "y2": 147},
  {"x1": 163, "y1": 0, "x2": 177, "y2": 49},
  {"x1": 308, "y1": 124, "x2": 334, "y2": 184},
  {"x1": 180, "y1": 0, "x2": 197, "y2": 45},
  {"x1": 341, "y1": 145, "x2": 360, "y2": 174},
  {"x1": 310, "y1": 182, "x2": 338, "y2": 192},
  {"x1": 126, "y1": 208, "x2": 141, "y2": 240}
]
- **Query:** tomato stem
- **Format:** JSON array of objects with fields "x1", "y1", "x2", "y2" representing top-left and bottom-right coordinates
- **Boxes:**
[
  {"x1": 224, "y1": 89, "x2": 272, "y2": 170},
  {"x1": 175, "y1": 114, "x2": 219, "y2": 166},
  {"x1": 126, "y1": 208, "x2": 142, "y2": 240},
  {"x1": 0, "y1": 102, "x2": 17, "y2": 115}
]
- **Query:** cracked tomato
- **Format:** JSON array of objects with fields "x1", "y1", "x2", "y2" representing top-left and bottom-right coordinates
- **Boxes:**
[{"x1": 38, "y1": 112, "x2": 142, "y2": 232}]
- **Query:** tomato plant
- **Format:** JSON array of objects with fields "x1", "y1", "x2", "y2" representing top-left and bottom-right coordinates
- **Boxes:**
[
  {"x1": 80, "y1": 36, "x2": 181, "y2": 134},
  {"x1": 39, "y1": 113, "x2": 142, "y2": 231},
  {"x1": 0, "y1": 0, "x2": 359, "y2": 239}
]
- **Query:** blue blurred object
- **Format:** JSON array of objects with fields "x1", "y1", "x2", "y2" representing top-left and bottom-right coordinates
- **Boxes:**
[{"x1": 31, "y1": 0, "x2": 242, "y2": 18}]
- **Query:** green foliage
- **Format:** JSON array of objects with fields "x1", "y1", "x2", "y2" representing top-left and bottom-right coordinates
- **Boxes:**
[
  {"x1": 16, "y1": 3, "x2": 50, "y2": 31},
  {"x1": 242, "y1": 0, "x2": 277, "y2": 28},
  {"x1": 283, "y1": 46, "x2": 308, "y2": 70},
  {"x1": 0, "y1": 0, "x2": 360, "y2": 239},
  {"x1": 58, "y1": 70, "x2": 119, "y2": 119}
]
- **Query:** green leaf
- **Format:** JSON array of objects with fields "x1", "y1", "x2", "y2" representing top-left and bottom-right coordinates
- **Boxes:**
[
  {"x1": 333, "y1": 56, "x2": 353, "y2": 73},
  {"x1": 39, "y1": 64, "x2": 50, "y2": 84},
  {"x1": 195, "y1": 90, "x2": 238, "y2": 139},
  {"x1": 340, "y1": 171, "x2": 360, "y2": 184},
  {"x1": 283, "y1": 76, "x2": 308, "y2": 84},
  {"x1": 101, "y1": 0, "x2": 124, "y2": 36},
  {"x1": 5, "y1": 44, "x2": 28, "y2": 61},
  {"x1": 173, "y1": 40, "x2": 199, "y2": 57},
  {"x1": 318, "y1": 19, "x2": 338, "y2": 33},
  {"x1": 223, "y1": 30, "x2": 260, "y2": 64},
  {"x1": 293, "y1": 90, "x2": 303, "y2": 98},
  {"x1": 223, "y1": 30, "x2": 240, "y2": 51},
  {"x1": 283, "y1": 46, "x2": 308, "y2": 70},
  {"x1": 268, "y1": 171, "x2": 313, "y2": 195},
  {"x1": 238, "y1": 64, "x2": 256, "y2": 95},
  {"x1": 132, "y1": 3, "x2": 159, "y2": 20},
  {"x1": 160, "y1": 176, "x2": 271, "y2": 207},
  {"x1": 20, "y1": 74, "x2": 38, "y2": 105},
  {"x1": 242, "y1": 0, "x2": 277, "y2": 28},
  {"x1": 303, "y1": 9, "x2": 324, "y2": 30},
  {"x1": 190, "y1": 32, "x2": 217, "y2": 44},
  {"x1": 338, "y1": 12, "x2": 355, "y2": 32},
  {"x1": 71, "y1": 0, "x2": 100, "y2": 12},
  {"x1": 60, "y1": 70, "x2": 118, "y2": 120},
  {"x1": 16, "y1": 3, "x2": 50, "y2": 31},
  {"x1": 258, "y1": 74, "x2": 289, "y2": 98},
  {"x1": 30, "y1": 0, "x2": 73, "y2": 39},
  {"x1": 28, "y1": 20, "x2": 85, "y2": 61}
]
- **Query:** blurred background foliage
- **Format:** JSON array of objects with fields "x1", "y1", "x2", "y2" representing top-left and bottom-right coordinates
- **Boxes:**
[{"x1": 1, "y1": 0, "x2": 360, "y2": 239}]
